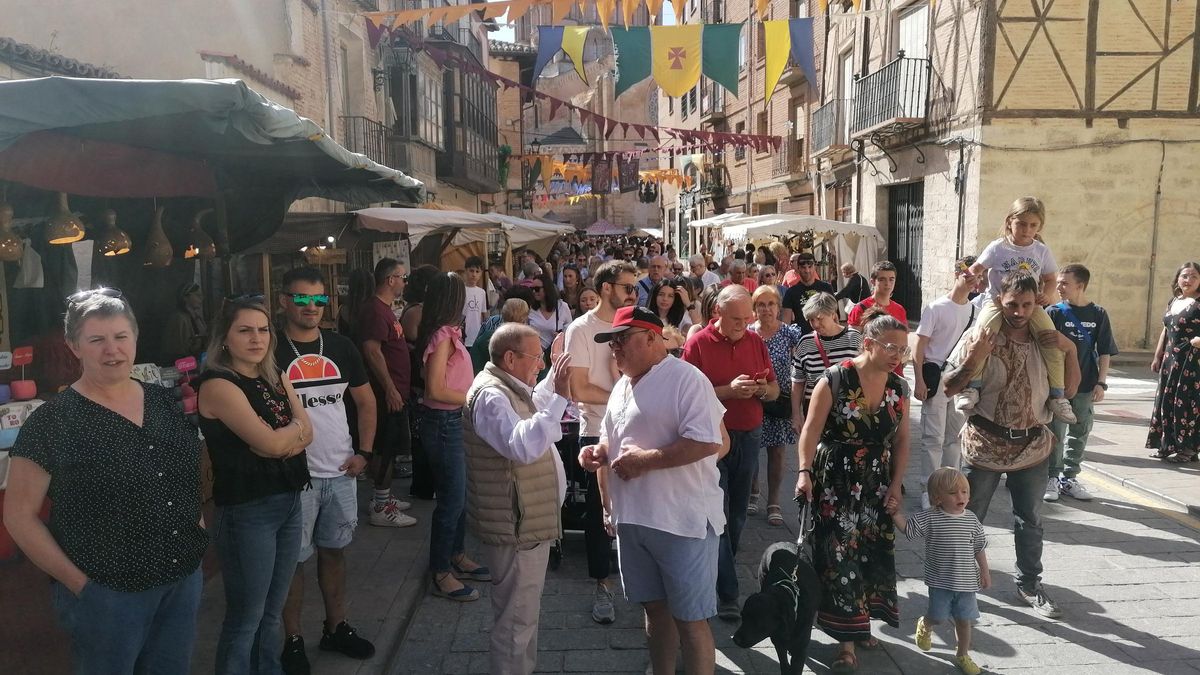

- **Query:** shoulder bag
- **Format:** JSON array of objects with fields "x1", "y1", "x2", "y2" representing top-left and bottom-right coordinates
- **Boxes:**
[{"x1": 921, "y1": 305, "x2": 975, "y2": 396}]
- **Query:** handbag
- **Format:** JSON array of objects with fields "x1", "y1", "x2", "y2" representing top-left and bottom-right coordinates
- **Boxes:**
[
  {"x1": 922, "y1": 305, "x2": 976, "y2": 396},
  {"x1": 762, "y1": 391, "x2": 793, "y2": 419}
]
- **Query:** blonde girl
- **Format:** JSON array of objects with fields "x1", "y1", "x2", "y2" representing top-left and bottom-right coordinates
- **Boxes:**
[{"x1": 958, "y1": 197, "x2": 1076, "y2": 423}]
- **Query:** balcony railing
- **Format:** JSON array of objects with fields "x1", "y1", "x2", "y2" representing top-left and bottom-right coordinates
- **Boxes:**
[
  {"x1": 772, "y1": 138, "x2": 805, "y2": 177},
  {"x1": 812, "y1": 99, "x2": 851, "y2": 155},
  {"x1": 700, "y1": 83, "x2": 725, "y2": 121},
  {"x1": 703, "y1": 0, "x2": 724, "y2": 22},
  {"x1": 427, "y1": 23, "x2": 484, "y2": 63},
  {"x1": 850, "y1": 54, "x2": 930, "y2": 137},
  {"x1": 341, "y1": 116, "x2": 394, "y2": 168}
]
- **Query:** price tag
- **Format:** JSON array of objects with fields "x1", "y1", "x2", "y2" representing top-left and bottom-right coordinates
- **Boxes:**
[
  {"x1": 175, "y1": 356, "x2": 198, "y2": 373},
  {"x1": 0, "y1": 352, "x2": 11, "y2": 370}
]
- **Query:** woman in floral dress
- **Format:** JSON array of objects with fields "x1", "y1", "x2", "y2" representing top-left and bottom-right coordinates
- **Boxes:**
[
  {"x1": 795, "y1": 308, "x2": 911, "y2": 673},
  {"x1": 1148, "y1": 262, "x2": 1200, "y2": 463},
  {"x1": 748, "y1": 285, "x2": 803, "y2": 526}
]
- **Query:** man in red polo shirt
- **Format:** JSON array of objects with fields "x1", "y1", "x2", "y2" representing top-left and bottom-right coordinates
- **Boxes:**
[
  {"x1": 848, "y1": 260, "x2": 907, "y2": 375},
  {"x1": 682, "y1": 285, "x2": 780, "y2": 621}
]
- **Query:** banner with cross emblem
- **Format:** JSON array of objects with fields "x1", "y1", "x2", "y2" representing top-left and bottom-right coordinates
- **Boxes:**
[{"x1": 651, "y1": 24, "x2": 703, "y2": 97}]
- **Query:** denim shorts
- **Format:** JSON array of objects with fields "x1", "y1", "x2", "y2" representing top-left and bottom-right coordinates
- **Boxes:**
[
  {"x1": 298, "y1": 476, "x2": 359, "y2": 562},
  {"x1": 928, "y1": 587, "x2": 980, "y2": 622},
  {"x1": 617, "y1": 523, "x2": 718, "y2": 622}
]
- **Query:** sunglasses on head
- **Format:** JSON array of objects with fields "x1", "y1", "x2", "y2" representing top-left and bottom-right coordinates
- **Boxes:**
[
  {"x1": 68, "y1": 287, "x2": 124, "y2": 306},
  {"x1": 226, "y1": 292, "x2": 265, "y2": 302},
  {"x1": 290, "y1": 293, "x2": 329, "y2": 307}
]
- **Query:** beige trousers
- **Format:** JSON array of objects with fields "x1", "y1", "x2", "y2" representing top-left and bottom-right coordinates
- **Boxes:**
[{"x1": 480, "y1": 540, "x2": 552, "y2": 675}]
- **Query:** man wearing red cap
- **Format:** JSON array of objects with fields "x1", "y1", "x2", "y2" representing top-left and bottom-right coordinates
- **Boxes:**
[
  {"x1": 579, "y1": 306, "x2": 728, "y2": 675},
  {"x1": 682, "y1": 285, "x2": 780, "y2": 622}
]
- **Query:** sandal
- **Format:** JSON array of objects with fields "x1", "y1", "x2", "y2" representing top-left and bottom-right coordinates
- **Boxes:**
[
  {"x1": 747, "y1": 493, "x2": 761, "y2": 516},
  {"x1": 431, "y1": 572, "x2": 479, "y2": 602},
  {"x1": 451, "y1": 559, "x2": 493, "y2": 582},
  {"x1": 856, "y1": 636, "x2": 880, "y2": 650},
  {"x1": 766, "y1": 505, "x2": 784, "y2": 527},
  {"x1": 1149, "y1": 449, "x2": 1175, "y2": 460},
  {"x1": 831, "y1": 648, "x2": 858, "y2": 673}
]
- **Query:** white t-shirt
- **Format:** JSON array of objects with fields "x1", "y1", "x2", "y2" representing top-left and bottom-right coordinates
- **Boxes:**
[
  {"x1": 916, "y1": 296, "x2": 977, "y2": 365},
  {"x1": 528, "y1": 300, "x2": 572, "y2": 350},
  {"x1": 600, "y1": 356, "x2": 727, "y2": 539},
  {"x1": 462, "y1": 286, "x2": 487, "y2": 347},
  {"x1": 564, "y1": 310, "x2": 617, "y2": 437},
  {"x1": 977, "y1": 237, "x2": 1057, "y2": 302}
]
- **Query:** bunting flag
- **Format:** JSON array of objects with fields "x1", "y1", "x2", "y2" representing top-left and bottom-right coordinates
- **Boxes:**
[
  {"x1": 617, "y1": 154, "x2": 640, "y2": 193},
  {"x1": 533, "y1": 26, "x2": 565, "y2": 82},
  {"x1": 651, "y1": 24, "x2": 703, "y2": 97},
  {"x1": 561, "y1": 26, "x2": 590, "y2": 83},
  {"x1": 645, "y1": 0, "x2": 664, "y2": 21},
  {"x1": 621, "y1": 0, "x2": 638, "y2": 28},
  {"x1": 591, "y1": 154, "x2": 614, "y2": 194},
  {"x1": 611, "y1": 27, "x2": 652, "y2": 97},
  {"x1": 763, "y1": 18, "x2": 817, "y2": 103},
  {"x1": 701, "y1": 23, "x2": 742, "y2": 97},
  {"x1": 595, "y1": 0, "x2": 616, "y2": 31}
]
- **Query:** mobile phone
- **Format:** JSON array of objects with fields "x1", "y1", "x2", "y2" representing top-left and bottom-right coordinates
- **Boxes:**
[
  {"x1": 956, "y1": 261, "x2": 970, "y2": 274},
  {"x1": 753, "y1": 368, "x2": 770, "y2": 381}
]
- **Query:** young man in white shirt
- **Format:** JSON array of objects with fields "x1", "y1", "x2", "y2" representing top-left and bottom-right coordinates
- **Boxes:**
[
  {"x1": 912, "y1": 256, "x2": 979, "y2": 509},
  {"x1": 461, "y1": 256, "x2": 489, "y2": 347}
]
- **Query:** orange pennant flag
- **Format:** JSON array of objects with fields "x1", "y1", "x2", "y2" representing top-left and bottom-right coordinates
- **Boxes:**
[
  {"x1": 755, "y1": 0, "x2": 769, "y2": 17},
  {"x1": 851, "y1": 0, "x2": 861, "y2": 10},
  {"x1": 551, "y1": 0, "x2": 573, "y2": 23},
  {"x1": 540, "y1": 155, "x2": 555, "y2": 186},
  {"x1": 645, "y1": 0, "x2": 664, "y2": 22},
  {"x1": 621, "y1": 0, "x2": 638, "y2": 29},
  {"x1": 670, "y1": 0, "x2": 686, "y2": 22},
  {"x1": 595, "y1": 0, "x2": 615, "y2": 32},
  {"x1": 482, "y1": 0, "x2": 510, "y2": 20},
  {"x1": 507, "y1": 0, "x2": 534, "y2": 22},
  {"x1": 817, "y1": 0, "x2": 828, "y2": 13}
]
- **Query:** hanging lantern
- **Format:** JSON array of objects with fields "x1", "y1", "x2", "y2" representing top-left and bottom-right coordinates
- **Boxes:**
[
  {"x1": 0, "y1": 199, "x2": 22, "y2": 263},
  {"x1": 143, "y1": 205, "x2": 173, "y2": 268},
  {"x1": 97, "y1": 209, "x2": 132, "y2": 257},
  {"x1": 46, "y1": 192, "x2": 85, "y2": 245},
  {"x1": 183, "y1": 208, "x2": 216, "y2": 260}
]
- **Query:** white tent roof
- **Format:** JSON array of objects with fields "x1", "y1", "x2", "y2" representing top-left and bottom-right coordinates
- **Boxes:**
[
  {"x1": 687, "y1": 212, "x2": 745, "y2": 228},
  {"x1": 722, "y1": 215, "x2": 884, "y2": 244},
  {"x1": 353, "y1": 208, "x2": 574, "y2": 257}
]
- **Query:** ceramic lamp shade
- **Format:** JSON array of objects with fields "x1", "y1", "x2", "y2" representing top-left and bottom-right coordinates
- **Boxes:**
[
  {"x1": 47, "y1": 192, "x2": 85, "y2": 245},
  {"x1": 184, "y1": 208, "x2": 216, "y2": 260},
  {"x1": 144, "y1": 205, "x2": 173, "y2": 267},
  {"x1": 0, "y1": 202, "x2": 23, "y2": 262},
  {"x1": 97, "y1": 209, "x2": 132, "y2": 256}
]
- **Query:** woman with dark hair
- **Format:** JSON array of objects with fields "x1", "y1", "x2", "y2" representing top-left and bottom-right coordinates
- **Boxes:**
[
  {"x1": 1148, "y1": 261, "x2": 1200, "y2": 463},
  {"x1": 649, "y1": 279, "x2": 700, "y2": 334},
  {"x1": 401, "y1": 265, "x2": 442, "y2": 342},
  {"x1": 528, "y1": 274, "x2": 571, "y2": 352},
  {"x1": 337, "y1": 268, "x2": 375, "y2": 336},
  {"x1": 197, "y1": 296, "x2": 313, "y2": 672},
  {"x1": 686, "y1": 283, "x2": 723, "y2": 340},
  {"x1": 397, "y1": 264, "x2": 441, "y2": 498},
  {"x1": 795, "y1": 307, "x2": 911, "y2": 672},
  {"x1": 560, "y1": 264, "x2": 584, "y2": 316},
  {"x1": 417, "y1": 273, "x2": 489, "y2": 602}
]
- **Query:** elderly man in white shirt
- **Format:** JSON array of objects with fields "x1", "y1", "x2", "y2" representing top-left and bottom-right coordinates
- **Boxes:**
[{"x1": 463, "y1": 323, "x2": 572, "y2": 675}]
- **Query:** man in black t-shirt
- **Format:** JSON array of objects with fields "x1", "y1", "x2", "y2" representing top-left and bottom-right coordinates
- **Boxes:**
[
  {"x1": 275, "y1": 267, "x2": 386, "y2": 672},
  {"x1": 834, "y1": 263, "x2": 871, "y2": 304},
  {"x1": 1046, "y1": 264, "x2": 1118, "y2": 503},
  {"x1": 781, "y1": 252, "x2": 835, "y2": 334}
]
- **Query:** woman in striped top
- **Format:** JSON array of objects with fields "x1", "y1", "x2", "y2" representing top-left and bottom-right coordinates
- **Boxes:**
[{"x1": 789, "y1": 292, "x2": 863, "y2": 430}]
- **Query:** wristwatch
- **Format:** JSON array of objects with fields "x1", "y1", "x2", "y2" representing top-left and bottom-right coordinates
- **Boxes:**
[
  {"x1": 1097, "y1": 382, "x2": 1108, "y2": 391},
  {"x1": 354, "y1": 449, "x2": 374, "y2": 458}
]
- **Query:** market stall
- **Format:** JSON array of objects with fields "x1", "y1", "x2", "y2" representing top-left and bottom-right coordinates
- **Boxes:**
[{"x1": 715, "y1": 214, "x2": 884, "y2": 286}]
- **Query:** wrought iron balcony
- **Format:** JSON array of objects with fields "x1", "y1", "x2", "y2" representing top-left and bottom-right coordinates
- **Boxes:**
[
  {"x1": 703, "y1": 0, "x2": 724, "y2": 22},
  {"x1": 340, "y1": 116, "x2": 395, "y2": 168},
  {"x1": 700, "y1": 82, "x2": 726, "y2": 122},
  {"x1": 772, "y1": 138, "x2": 806, "y2": 177},
  {"x1": 850, "y1": 54, "x2": 930, "y2": 138},
  {"x1": 427, "y1": 23, "x2": 484, "y2": 63},
  {"x1": 812, "y1": 99, "x2": 851, "y2": 156}
]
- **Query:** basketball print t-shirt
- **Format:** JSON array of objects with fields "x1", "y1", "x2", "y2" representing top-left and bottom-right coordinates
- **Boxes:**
[{"x1": 276, "y1": 331, "x2": 369, "y2": 478}]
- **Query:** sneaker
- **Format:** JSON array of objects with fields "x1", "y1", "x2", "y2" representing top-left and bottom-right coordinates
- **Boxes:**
[
  {"x1": 369, "y1": 501, "x2": 417, "y2": 527},
  {"x1": 1017, "y1": 582, "x2": 1062, "y2": 618},
  {"x1": 717, "y1": 599, "x2": 741, "y2": 622},
  {"x1": 747, "y1": 493, "x2": 760, "y2": 516},
  {"x1": 1043, "y1": 477, "x2": 1060, "y2": 502},
  {"x1": 956, "y1": 653, "x2": 982, "y2": 675},
  {"x1": 1049, "y1": 398, "x2": 1078, "y2": 424},
  {"x1": 319, "y1": 621, "x2": 375, "y2": 659},
  {"x1": 386, "y1": 495, "x2": 413, "y2": 512},
  {"x1": 1058, "y1": 477, "x2": 1094, "y2": 501},
  {"x1": 281, "y1": 635, "x2": 310, "y2": 675},
  {"x1": 591, "y1": 583, "x2": 616, "y2": 624},
  {"x1": 920, "y1": 492, "x2": 931, "y2": 510},
  {"x1": 954, "y1": 388, "x2": 979, "y2": 413},
  {"x1": 915, "y1": 616, "x2": 932, "y2": 651}
]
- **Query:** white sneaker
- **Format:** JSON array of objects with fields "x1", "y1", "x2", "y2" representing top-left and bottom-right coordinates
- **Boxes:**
[
  {"x1": 1058, "y1": 477, "x2": 1094, "y2": 501},
  {"x1": 1043, "y1": 477, "x2": 1060, "y2": 502},
  {"x1": 920, "y1": 492, "x2": 931, "y2": 510},
  {"x1": 386, "y1": 495, "x2": 413, "y2": 512},
  {"x1": 1049, "y1": 398, "x2": 1078, "y2": 424},
  {"x1": 954, "y1": 389, "x2": 979, "y2": 413},
  {"x1": 370, "y1": 501, "x2": 417, "y2": 527}
]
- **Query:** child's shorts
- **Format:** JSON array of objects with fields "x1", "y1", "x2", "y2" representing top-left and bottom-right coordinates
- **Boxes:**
[{"x1": 928, "y1": 587, "x2": 980, "y2": 622}]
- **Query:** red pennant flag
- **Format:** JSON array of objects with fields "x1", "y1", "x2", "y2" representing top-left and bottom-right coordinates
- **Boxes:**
[
  {"x1": 771, "y1": 136, "x2": 782, "y2": 150},
  {"x1": 549, "y1": 98, "x2": 562, "y2": 120},
  {"x1": 606, "y1": 118, "x2": 619, "y2": 139},
  {"x1": 633, "y1": 124, "x2": 646, "y2": 139},
  {"x1": 648, "y1": 127, "x2": 660, "y2": 141},
  {"x1": 621, "y1": 122, "x2": 629, "y2": 137}
]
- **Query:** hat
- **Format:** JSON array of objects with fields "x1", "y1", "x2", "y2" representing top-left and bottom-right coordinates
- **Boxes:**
[{"x1": 594, "y1": 306, "x2": 664, "y2": 343}]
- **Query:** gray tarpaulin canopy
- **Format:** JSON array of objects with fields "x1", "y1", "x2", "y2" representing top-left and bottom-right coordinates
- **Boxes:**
[{"x1": 0, "y1": 76, "x2": 424, "y2": 251}]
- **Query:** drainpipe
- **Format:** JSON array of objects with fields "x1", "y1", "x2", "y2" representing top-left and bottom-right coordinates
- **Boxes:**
[
  {"x1": 954, "y1": 137, "x2": 966, "y2": 259},
  {"x1": 320, "y1": 0, "x2": 336, "y2": 139},
  {"x1": 1144, "y1": 141, "x2": 1166, "y2": 348}
]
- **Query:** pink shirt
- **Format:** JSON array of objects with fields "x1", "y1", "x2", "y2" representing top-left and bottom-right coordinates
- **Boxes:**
[{"x1": 421, "y1": 325, "x2": 473, "y2": 410}]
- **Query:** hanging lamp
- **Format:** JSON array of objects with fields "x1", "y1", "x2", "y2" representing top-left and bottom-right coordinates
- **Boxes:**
[
  {"x1": 183, "y1": 208, "x2": 216, "y2": 260},
  {"x1": 143, "y1": 204, "x2": 173, "y2": 267},
  {"x1": 0, "y1": 188, "x2": 22, "y2": 263},
  {"x1": 97, "y1": 209, "x2": 132, "y2": 256},
  {"x1": 46, "y1": 192, "x2": 85, "y2": 244}
]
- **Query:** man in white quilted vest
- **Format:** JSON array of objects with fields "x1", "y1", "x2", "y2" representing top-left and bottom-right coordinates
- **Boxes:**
[{"x1": 463, "y1": 323, "x2": 572, "y2": 675}]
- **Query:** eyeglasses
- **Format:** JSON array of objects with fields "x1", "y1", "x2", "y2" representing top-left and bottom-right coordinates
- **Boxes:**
[
  {"x1": 867, "y1": 339, "x2": 912, "y2": 359},
  {"x1": 609, "y1": 329, "x2": 648, "y2": 348},
  {"x1": 609, "y1": 282, "x2": 638, "y2": 296},
  {"x1": 68, "y1": 287, "x2": 123, "y2": 306},
  {"x1": 290, "y1": 293, "x2": 329, "y2": 307},
  {"x1": 512, "y1": 350, "x2": 543, "y2": 361}
]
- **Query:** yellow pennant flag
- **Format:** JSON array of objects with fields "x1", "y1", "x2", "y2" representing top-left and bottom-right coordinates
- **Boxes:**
[
  {"x1": 762, "y1": 19, "x2": 791, "y2": 104},
  {"x1": 621, "y1": 0, "x2": 638, "y2": 29},
  {"x1": 540, "y1": 155, "x2": 555, "y2": 186},
  {"x1": 755, "y1": 0, "x2": 769, "y2": 18},
  {"x1": 851, "y1": 0, "x2": 861, "y2": 10},
  {"x1": 651, "y1": 24, "x2": 703, "y2": 97},
  {"x1": 596, "y1": 0, "x2": 615, "y2": 32},
  {"x1": 562, "y1": 25, "x2": 590, "y2": 83},
  {"x1": 817, "y1": 0, "x2": 828, "y2": 13}
]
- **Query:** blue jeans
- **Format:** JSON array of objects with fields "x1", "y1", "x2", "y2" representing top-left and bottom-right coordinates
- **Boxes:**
[
  {"x1": 50, "y1": 568, "x2": 202, "y2": 675},
  {"x1": 964, "y1": 456, "x2": 1048, "y2": 590},
  {"x1": 420, "y1": 405, "x2": 467, "y2": 573},
  {"x1": 717, "y1": 427, "x2": 762, "y2": 603},
  {"x1": 214, "y1": 491, "x2": 303, "y2": 675}
]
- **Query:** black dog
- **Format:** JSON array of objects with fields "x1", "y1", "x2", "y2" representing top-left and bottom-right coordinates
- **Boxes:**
[{"x1": 732, "y1": 541, "x2": 820, "y2": 675}]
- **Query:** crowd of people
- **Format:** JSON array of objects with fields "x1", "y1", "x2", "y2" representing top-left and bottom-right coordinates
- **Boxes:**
[{"x1": 2, "y1": 194, "x2": 1197, "y2": 675}]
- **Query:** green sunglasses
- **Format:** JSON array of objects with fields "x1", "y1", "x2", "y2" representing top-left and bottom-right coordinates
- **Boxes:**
[{"x1": 290, "y1": 293, "x2": 329, "y2": 307}]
